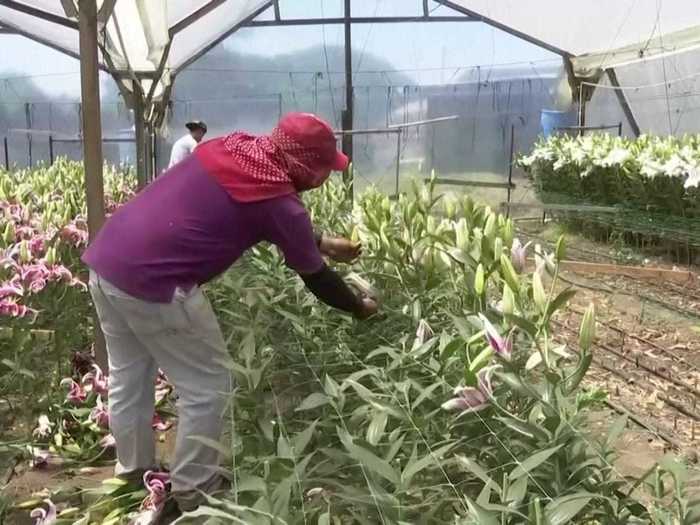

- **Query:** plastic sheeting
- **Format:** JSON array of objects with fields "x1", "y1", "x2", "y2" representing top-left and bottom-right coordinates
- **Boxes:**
[
  {"x1": 0, "y1": 0, "x2": 271, "y2": 99},
  {"x1": 443, "y1": 0, "x2": 700, "y2": 73},
  {"x1": 586, "y1": 47, "x2": 700, "y2": 137}
]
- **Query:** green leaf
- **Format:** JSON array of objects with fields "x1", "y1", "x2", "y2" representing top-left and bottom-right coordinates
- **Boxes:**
[
  {"x1": 456, "y1": 455, "x2": 501, "y2": 492},
  {"x1": 497, "y1": 417, "x2": 550, "y2": 442},
  {"x1": 271, "y1": 475, "x2": 294, "y2": 519},
  {"x1": 318, "y1": 512, "x2": 330, "y2": 525},
  {"x1": 545, "y1": 492, "x2": 595, "y2": 524},
  {"x1": 546, "y1": 288, "x2": 577, "y2": 317},
  {"x1": 277, "y1": 436, "x2": 293, "y2": 459},
  {"x1": 465, "y1": 497, "x2": 499, "y2": 525},
  {"x1": 525, "y1": 351, "x2": 543, "y2": 371},
  {"x1": 504, "y1": 314, "x2": 538, "y2": 338},
  {"x1": 366, "y1": 411, "x2": 388, "y2": 446},
  {"x1": 296, "y1": 393, "x2": 330, "y2": 412},
  {"x1": 338, "y1": 427, "x2": 399, "y2": 485},
  {"x1": 293, "y1": 419, "x2": 318, "y2": 455},
  {"x1": 237, "y1": 475, "x2": 267, "y2": 493},
  {"x1": 324, "y1": 375, "x2": 340, "y2": 398},
  {"x1": 469, "y1": 347, "x2": 494, "y2": 374},
  {"x1": 401, "y1": 443, "x2": 453, "y2": 486},
  {"x1": 509, "y1": 445, "x2": 562, "y2": 480},
  {"x1": 507, "y1": 475, "x2": 528, "y2": 503},
  {"x1": 187, "y1": 435, "x2": 232, "y2": 459}
]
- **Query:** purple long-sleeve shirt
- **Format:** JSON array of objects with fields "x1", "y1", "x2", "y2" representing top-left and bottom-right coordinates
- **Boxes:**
[{"x1": 82, "y1": 154, "x2": 324, "y2": 303}]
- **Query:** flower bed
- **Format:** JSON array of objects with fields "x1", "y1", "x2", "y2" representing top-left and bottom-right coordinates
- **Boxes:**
[
  {"x1": 518, "y1": 134, "x2": 700, "y2": 250},
  {"x1": 1, "y1": 162, "x2": 697, "y2": 523}
]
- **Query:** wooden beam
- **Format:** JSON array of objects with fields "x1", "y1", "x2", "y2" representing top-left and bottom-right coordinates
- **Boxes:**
[
  {"x1": 535, "y1": 259, "x2": 698, "y2": 284},
  {"x1": 431, "y1": 178, "x2": 515, "y2": 189},
  {"x1": 169, "y1": 0, "x2": 228, "y2": 37},
  {"x1": 2, "y1": 0, "x2": 78, "y2": 29},
  {"x1": 342, "y1": 0, "x2": 353, "y2": 195},
  {"x1": 173, "y1": 1, "x2": 273, "y2": 75},
  {"x1": 607, "y1": 68, "x2": 641, "y2": 137},
  {"x1": 434, "y1": 0, "x2": 571, "y2": 57},
  {"x1": 78, "y1": 0, "x2": 107, "y2": 372}
]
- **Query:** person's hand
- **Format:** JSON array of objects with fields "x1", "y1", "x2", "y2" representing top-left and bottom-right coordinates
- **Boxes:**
[
  {"x1": 320, "y1": 236, "x2": 362, "y2": 263},
  {"x1": 355, "y1": 296, "x2": 379, "y2": 320}
]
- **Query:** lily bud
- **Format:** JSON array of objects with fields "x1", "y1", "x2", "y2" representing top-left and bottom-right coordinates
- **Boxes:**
[
  {"x1": 484, "y1": 213, "x2": 496, "y2": 240},
  {"x1": 501, "y1": 285, "x2": 515, "y2": 315},
  {"x1": 579, "y1": 302, "x2": 596, "y2": 351},
  {"x1": 532, "y1": 271, "x2": 547, "y2": 313},
  {"x1": 474, "y1": 264, "x2": 485, "y2": 296},
  {"x1": 555, "y1": 234, "x2": 566, "y2": 262},
  {"x1": 3, "y1": 222, "x2": 15, "y2": 244},
  {"x1": 499, "y1": 254, "x2": 520, "y2": 294},
  {"x1": 19, "y1": 240, "x2": 31, "y2": 263}
]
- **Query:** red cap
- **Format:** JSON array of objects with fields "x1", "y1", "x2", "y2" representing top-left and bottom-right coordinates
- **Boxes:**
[{"x1": 277, "y1": 112, "x2": 349, "y2": 171}]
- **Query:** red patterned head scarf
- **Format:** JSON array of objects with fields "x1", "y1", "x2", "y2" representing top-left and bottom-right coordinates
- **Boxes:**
[{"x1": 195, "y1": 113, "x2": 348, "y2": 203}]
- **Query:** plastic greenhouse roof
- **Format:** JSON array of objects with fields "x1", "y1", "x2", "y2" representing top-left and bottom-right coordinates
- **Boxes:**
[
  {"x1": 444, "y1": 0, "x2": 700, "y2": 73},
  {"x1": 0, "y1": 1, "x2": 270, "y2": 82},
  {"x1": 2, "y1": 0, "x2": 700, "y2": 88}
]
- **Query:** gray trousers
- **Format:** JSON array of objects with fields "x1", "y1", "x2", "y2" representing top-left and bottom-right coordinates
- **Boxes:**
[{"x1": 88, "y1": 272, "x2": 232, "y2": 510}]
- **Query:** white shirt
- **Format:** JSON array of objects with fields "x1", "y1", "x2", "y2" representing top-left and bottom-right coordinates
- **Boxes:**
[{"x1": 168, "y1": 134, "x2": 198, "y2": 168}]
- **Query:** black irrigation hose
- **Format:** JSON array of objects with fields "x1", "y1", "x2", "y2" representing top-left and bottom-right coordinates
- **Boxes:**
[
  {"x1": 551, "y1": 318, "x2": 700, "y2": 421},
  {"x1": 566, "y1": 306, "x2": 700, "y2": 375}
]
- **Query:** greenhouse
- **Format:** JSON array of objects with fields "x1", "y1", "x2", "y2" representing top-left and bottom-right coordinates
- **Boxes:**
[{"x1": 1, "y1": 1, "x2": 700, "y2": 523}]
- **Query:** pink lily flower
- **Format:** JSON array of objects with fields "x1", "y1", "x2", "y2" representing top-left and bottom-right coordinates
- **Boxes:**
[
  {"x1": 60, "y1": 378, "x2": 88, "y2": 405},
  {"x1": 28, "y1": 277, "x2": 47, "y2": 294},
  {"x1": 90, "y1": 396, "x2": 110, "y2": 429},
  {"x1": 155, "y1": 370, "x2": 172, "y2": 405},
  {"x1": 82, "y1": 364, "x2": 109, "y2": 397},
  {"x1": 15, "y1": 225, "x2": 35, "y2": 241},
  {"x1": 48, "y1": 265, "x2": 73, "y2": 283},
  {"x1": 99, "y1": 434, "x2": 116, "y2": 449},
  {"x1": 29, "y1": 499, "x2": 57, "y2": 525},
  {"x1": 478, "y1": 313, "x2": 513, "y2": 361},
  {"x1": 60, "y1": 223, "x2": 88, "y2": 247},
  {"x1": 32, "y1": 415, "x2": 54, "y2": 439},
  {"x1": 152, "y1": 413, "x2": 173, "y2": 432},
  {"x1": 0, "y1": 281, "x2": 23, "y2": 299},
  {"x1": 20, "y1": 263, "x2": 50, "y2": 284},
  {"x1": 510, "y1": 238, "x2": 531, "y2": 274},
  {"x1": 141, "y1": 471, "x2": 171, "y2": 511},
  {"x1": 441, "y1": 368, "x2": 494, "y2": 414},
  {"x1": 29, "y1": 235, "x2": 46, "y2": 256},
  {"x1": 0, "y1": 298, "x2": 34, "y2": 319}
]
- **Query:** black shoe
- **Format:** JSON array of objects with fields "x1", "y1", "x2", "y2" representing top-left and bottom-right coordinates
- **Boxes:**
[{"x1": 152, "y1": 497, "x2": 182, "y2": 525}]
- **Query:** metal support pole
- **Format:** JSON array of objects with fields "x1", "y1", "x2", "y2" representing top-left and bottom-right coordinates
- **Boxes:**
[
  {"x1": 3, "y1": 137, "x2": 8, "y2": 171},
  {"x1": 49, "y1": 135, "x2": 54, "y2": 165},
  {"x1": 25, "y1": 103, "x2": 32, "y2": 167},
  {"x1": 134, "y1": 94, "x2": 148, "y2": 189},
  {"x1": 607, "y1": 68, "x2": 641, "y2": 137},
  {"x1": 506, "y1": 123, "x2": 515, "y2": 216},
  {"x1": 394, "y1": 130, "x2": 402, "y2": 198},
  {"x1": 342, "y1": 0, "x2": 354, "y2": 197},
  {"x1": 78, "y1": 0, "x2": 107, "y2": 371}
]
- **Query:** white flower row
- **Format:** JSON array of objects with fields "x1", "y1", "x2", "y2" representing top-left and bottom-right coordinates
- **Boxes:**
[{"x1": 519, "y1": 134, "x2": 700, "y2": 188}]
